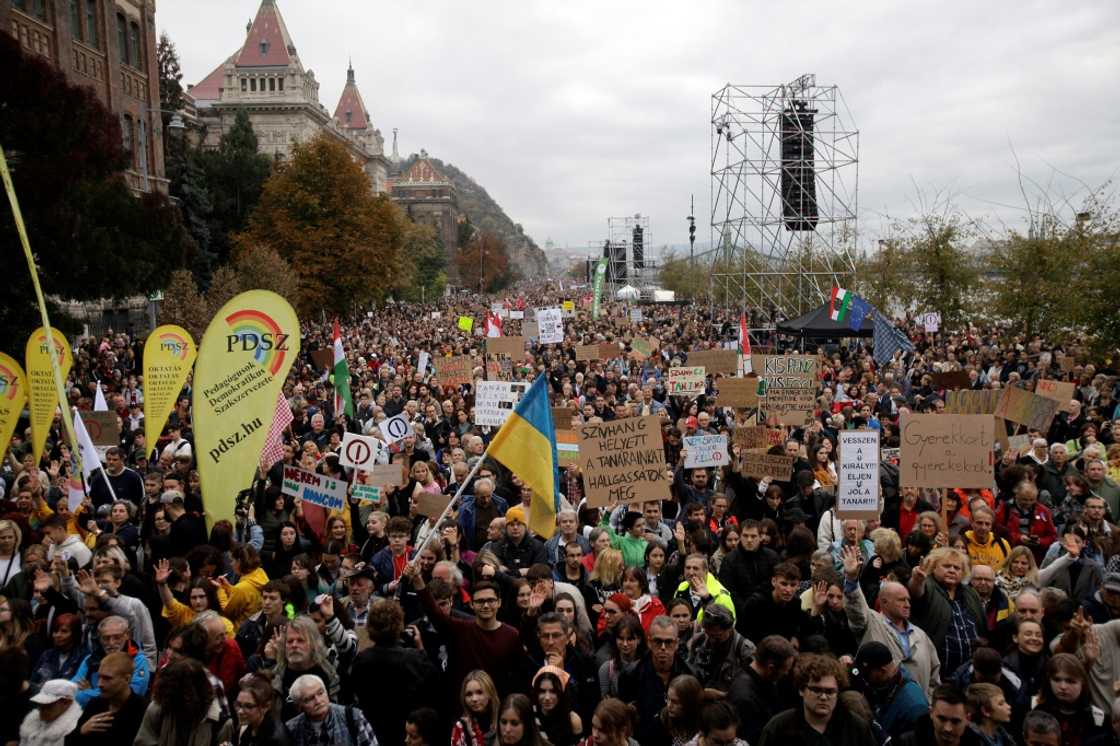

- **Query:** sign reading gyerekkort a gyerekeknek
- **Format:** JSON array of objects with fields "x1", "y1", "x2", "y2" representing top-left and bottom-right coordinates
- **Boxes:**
[
  {"x1": 579, "y1": 414, "x2": 670, "y2": 507},
  {"x1": 836, "y1": 430, "x2": 881, "y2": 520},
  {"x1": 899, "y1": 413, "x2": 994, "y2": 489},
  {"x1": 282, "y1": 465, "x2": 347, "y2": 510},
  {"x1": 194, "y1": 290, "x2": 300, "y2": 525},
  {"x1": 683, "y1": 434, "x2": 728, "y2": 469}
]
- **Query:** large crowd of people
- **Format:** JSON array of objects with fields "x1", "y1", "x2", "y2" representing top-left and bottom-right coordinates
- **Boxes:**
[{"x1": 2, "y1": 283, "x2": 1119, "y2": 746}]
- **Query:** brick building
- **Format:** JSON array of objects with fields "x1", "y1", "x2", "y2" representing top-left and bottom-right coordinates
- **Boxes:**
[
  {"x1": 2, "y1": 0, "x2": 168, "y2": 194},
  {"x1": 388, "y1": 153, "x2": 463, "y2": 261}
]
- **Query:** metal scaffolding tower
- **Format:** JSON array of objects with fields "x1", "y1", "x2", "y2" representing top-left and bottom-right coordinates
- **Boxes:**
[
  {"x1": 709, "y1": 74, "x2": 859, "y2": 318},
  {"x1": 604, "y1": 214, "x2": 655, "y2": 290}
]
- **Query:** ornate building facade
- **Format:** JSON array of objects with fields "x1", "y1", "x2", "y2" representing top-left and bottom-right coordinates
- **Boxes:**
[
  {"x1": 187, "y1": 0, "x2": 389, "y2": 193},
  {"x1": 388, "y1": 153, "x2": 463, "y2": 258},
  {"x1": 2, "y1": 0, "x2": 168, "y2": 194}
]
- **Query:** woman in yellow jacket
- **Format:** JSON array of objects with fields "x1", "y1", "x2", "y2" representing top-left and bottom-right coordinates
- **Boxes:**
[
  {"x1": 153, "y1": 558, "x2": 235, "y2": 637},
  {"x1": 217, "y1": 544, "x2": 270, "y2": 628}
]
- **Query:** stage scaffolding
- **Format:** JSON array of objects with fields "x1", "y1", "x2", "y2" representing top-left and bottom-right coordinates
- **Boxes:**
[
  {"x1": 709, "y1": 74, "x2": 859, "y2": 318},
  {"x1": 601, "y1": 214, "x2": 654, "y2": 290}
]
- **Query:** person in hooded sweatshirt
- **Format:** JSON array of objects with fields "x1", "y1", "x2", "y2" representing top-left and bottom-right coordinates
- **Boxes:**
[{"x1": 19, "y1": 679, "x2": 82, "y2": 746}]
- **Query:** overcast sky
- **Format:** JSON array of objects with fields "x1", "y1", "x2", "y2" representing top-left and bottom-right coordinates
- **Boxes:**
[{"x1": 160, "y1": 0, "x2": 1119, "y2": 258}]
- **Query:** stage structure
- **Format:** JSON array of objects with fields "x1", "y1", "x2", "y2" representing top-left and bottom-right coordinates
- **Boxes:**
[
  {"x1": 601, "y1": 214, "x2": 655, "y2": 290},
  {"x1": 709, "y1": 74, "x2": 859, "y2": 317}
]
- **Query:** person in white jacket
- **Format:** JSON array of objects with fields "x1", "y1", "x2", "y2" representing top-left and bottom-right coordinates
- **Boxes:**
[
  {"x1": 43, "y1": 515, "x2": 92, "y2": 569},
  {"x1": 19, "y1": 679, "x2": 82, "y2": 746}
]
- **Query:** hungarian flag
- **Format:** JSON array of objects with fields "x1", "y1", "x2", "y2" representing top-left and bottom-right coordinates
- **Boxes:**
[
  {"x1": 829, "y1": 287, "x2": 852, "y2": 322},
  {"x1": 738, "y1": 311, "x2": 753, "y2": 376},
  {"x1": 485, "y1": 312, "x2": 503, "y2": 338},
  {"x1": 332, "y1": 319, "x2": 353, "y2": 419}
]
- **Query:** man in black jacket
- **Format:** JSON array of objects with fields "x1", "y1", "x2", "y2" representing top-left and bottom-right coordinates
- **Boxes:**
[
  {"x1": 756, "y1": 653, "x2": 877, "y2": 746},
  {"x1": 492, "y1": 507, "x2": 546, "y2": 576},
  {"x1": 739, "y1": 561, "x2": 820, "y2": 644},
  {"x1": 718, "y1": 519, "x2": 778, "y2": 613},
  {"x1": 618, "y1": 616, "x2": 697, "y2": 746},
  {"x1": 728, "y1": 634, "x2": 797, "y2": 744}
]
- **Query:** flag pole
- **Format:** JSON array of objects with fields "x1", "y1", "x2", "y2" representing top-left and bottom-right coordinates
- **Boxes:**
[{"x1": 411, "y1": 444, "x2": 492, "y2": 558}]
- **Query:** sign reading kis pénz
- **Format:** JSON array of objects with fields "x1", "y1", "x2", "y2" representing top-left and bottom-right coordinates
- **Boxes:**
[
  {"x1": 837, "y1": 430, "x2": 881, "y2": 520},
  {"x1": 474, "y1": 381, "x2": 529, "y2": 427},
  {"x1": 667, "y1": 366, "x2": 706, "y2": 395},
  {"x1": 739, "y1": 452, "x2": 796, "y2": 481},
  {"x1": 579, "y1": 415, "x2": 670, "y2": 507},
  {"x1": 282, "y1": 465, "x2": 347, "y2": 510},
  {"x1": 194, "y1": 290, "x2": 300, "y2": 525},
  {"x1": 758, "y1": 354, "x2": 819, "y2": 425},
  {"x1": 899, "y1": 413, "x2": 994, "y2": 489},
  {"x1": 683, "y1": 434, "x2": 728, "y2": 468},
  {"x1": 1035, "y1": 379, "x2": 1077, "y2": 413}
]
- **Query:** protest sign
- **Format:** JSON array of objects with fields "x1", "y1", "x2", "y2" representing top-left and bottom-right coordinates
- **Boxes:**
[
  {"x1": 509, "y1": 310, "x2": 525, "y2": 320},
  {"x1": 899, "y1": 413, "x2": 994, "y2": 489},
  {"x1": 556, "y1": 429, "x2": 580, "y2": 466},
  {"x1": 837, "y1": 430, "x2": 881, "y2": 520},
  {"x1": 340, "y1": 432, "x2": 387, "y2": 471},
  {"x1": 191, "y1": 291, "x2": 302, "y2": 525},
  {"x1": 579, "y1": 415, "x2": 670, "y2": 507},
  {"x1": 575, "y1": 343, "x2": 601, "y2": 361},
  {"x1": 561, "y1": 300, "x2": 575, "y2": 314},
  {"x1": 430, "y1": 312, "x2": 441, "y2": 319},
  {"x1": 630, "y1": 308, "x2": 643, "y2": 323},
  {"x1": 739, "y1": 452, "x2": 795, "y2": 481},
  {"x1": 379, "y1": 413, "x2": 412, "y2": 445},
  {"x1": 733, "y1": 425, "x2": 782, "y2": 451},
  {"x1": 143, "y1": 325, "x2": 197, "y2": 455},
  {"x1": 758, "y1": 354, "x2": 818, "y2": 425},
  {"x1": 1006, "y1": 433, "x2": 1032, "y2": 456},
  {"x1": 599, "y1": 342, "x2": 618, "y2": 359},
  {"x1": 414, "y1": 490, "x2": 450, "y2": 518},
  {"x1": 487, "y1": 336, "x2": 525, "y2": 358},
  {"x1": 688, "y1": 349, "x2": 738, "y2": 375},
  {"x1": 931, "y1": 370, "x2": 971, "y2": 390},
  {"x1": 417, "y1": 351, "x2": 430, "y2": 376},
  {"x1": 367, "y1": 463, "x2": 406, "y2": 488},
  {"x1": 944, "y1": 389, "x2": 1001, "y2": 415},
  {"x1": 551, "y1": 407, "x2": 576, "y2": 430},
  {"x1": 435, "y1": 355, "x2": 473, "y2": 387},
  {"x1": 0, "y1": 353, "x2": 28, "y2": 461},
  {"x1": 522, "y1": 320, "x2": 538, "y2": 340},
  {"x1": 1035, "y1": 379, "x2": 1076, "y2": 412},
  {"x1": 537, "y1": 307, "x2": 564, "y2": 344},
  {"x1": 457, "y1": 316, "x2": 474, "y2": 333},
  {"x1": 83, "y1": 411, "x2": 120, "y2": 447},
  {"x1": 310, "y1": 349, "x2": 333, "y2": 370},
  {"x1": 920, "y1": 312, "x2": 941, "y2": 333},
  {"x1": 667, "y1": 366, "x2": 706, "y2": 396},
  {"x1": 630, "y1": 338, "x2": 653, "y2": 360},
  {"x1": 716, "y1": 377, "x2": 760, "y2": 408},
  {"x1": 684, "y1": 434, "x2": 728, "y2": 468},
  {"x1": 25, "y1": 326, "x2": 72, "y2": 465},
  {"x1": 994, "y1": 386, "x2": 1060, "y2": 432},
  {"x1": 282, "y1": 465, "x2": 347, "y2": 511},
  {"x1": 474, "y1": 381, "x2": 529, "y2": 427},
  {"x1": 1058, "y1": 356, "x2": 1075, "y2": 373},
  {"x1": 351, "y1": 482, "x2": 383, "y2": 505}
]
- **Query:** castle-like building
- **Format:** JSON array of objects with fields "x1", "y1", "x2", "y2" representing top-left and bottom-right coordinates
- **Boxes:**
[{"x1": 187, "y1": 0, "x2": 390, "y2": 193}]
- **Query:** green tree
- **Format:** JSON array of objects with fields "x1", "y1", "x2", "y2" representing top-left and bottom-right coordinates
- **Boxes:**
[
  {"x1": 156, "y1": 32, "x2": 183, "y2": 136},
  {"x1": 236, "y1": 133, "x2": 406, "y2": 315},
  {"x1": 854, "y1": 237, "x2": 916, "y2": 315},
  {"x1": 988, "y1": 224, "x2": 1075, "y2": 337},
  {"x1": 899, "y1": 213, "x2": 980, "y2": 327},
  {"x1": 396, "y1": 222, "x2": 446, "y2": 302},
  {"x1": 658, "y1": 250, "x2": 709, "y2": 300},
  {"x1": 159, "y1": 268, "x2": 209, "y2": 341},
  {"x1": 456, "y1": 231, "x2": 512, "y2": 293},
  {"x1": 202, "y1": 110, "x2": 271, "y2": 268},
  {"x1": 167, "y1": 144, "x2": 214, "y2": 285}
]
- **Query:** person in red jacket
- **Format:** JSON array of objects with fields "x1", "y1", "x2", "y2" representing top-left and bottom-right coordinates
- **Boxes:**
[{"x1": 994, "y1": 480, "x2": 1057, "y2": 564}]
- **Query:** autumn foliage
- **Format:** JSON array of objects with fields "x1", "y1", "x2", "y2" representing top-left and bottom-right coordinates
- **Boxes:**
[{"x1": 456, "y1": 230, "x2": 513, "y2": 293}]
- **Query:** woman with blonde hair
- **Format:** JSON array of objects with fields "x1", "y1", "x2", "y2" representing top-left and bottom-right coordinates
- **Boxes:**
[
  {"x1": 995, "y1": 545, "x2": 1040, "y2": 599},
  {"x1": 858, "y1": 527, "x2": 910, "y2": 604},
  {"x1": 452, "y1": 669, "x2": 500, "y2": 746},
  {"x1": 589, "y1": 549, "x2": 625, "y2": 613},
  {"x1": 909, "y1": 546, "x2": 984, "y2": 676}
]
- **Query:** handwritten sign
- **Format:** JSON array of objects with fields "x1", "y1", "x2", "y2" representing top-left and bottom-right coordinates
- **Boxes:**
[
  {"x1": 1035, "y1": 379, "x2": 1076, "y2": 413},
  {"x1": 351, "y1": 483, "x2": 383, "y2": 504},
  {"x1": 556, "y1": 429, "x2": 580, "y2": 466},
  {"x1": 944, "y1": 389, "x2": 1001, "y2": 415},
  {"x1": 630, "y1": 338, "x2": 653, "y2": 361},
  {"x1": 598, "y1": 342, "x2": 618, "y2": 360},
  {"x1": 435, "y1": 355, "x2": 473, "y2": 388},
  {"x1": 994, "y1": 386, "x2": 1060, "y2": 432},
  {"x1": 551, "y1": 407, "x2": 576, "y2": 431},
  {"x1": 684, "y1": 434, "x2": 727, "y2": 469},
  {"x1": 668, "y1": 366, "x2": 706, "y2": 396},
  {"x1": 367, "y1": 463, "x2": 406, "y2": 488},
  {"x1": 282, "y1": 466, "x2": 347, "y2": 511},
  {"x1": 716, "y1": 377, "x2": 760, "y2": 408},
  {"x1": 758, "y1": 354, "x2": 818, "y2": 425},
  {"x1": 899, "y1": 413, "x2": 994, "y2": 489},
  {"x1": 739, "y1": 452, "x2": 796, "y2": 481},
  {"x1": 537, "y1": 307, "x2": 564, "y2": 344},
  {"x1": 84, "y1": 411, "x2": 120, "y2": 447},
  {"x1": 630, "y1": 308, "x2": 644, "y2": 323},
  {"x1": 474, "y1": 381, "x2": 529, "y2": 427},
  {"x1": 734, "y1": 425, "x2": 783, "y2": 451},
  {"x1": 413, "y1": 488, "x2": 450, "y2": 519},
  {"x1": 931, "y1": 370, "x2": 970, "y2": 390},
  {"x1": 579, "y1": 415, "x2": 670, "y2": 507},
  {"x1": 575, "y1": 344, "x2": 601, "y2": 361},
  {"x1": 310, "y1": 349, "x2": 334, "y2": 371},
  {"x1": 487, "y1": 336, "x2": 525, "y2": 358},
  {"x1": 837, "y1": 430, "x2": 881, "y2": 520},
  {"x1": 688, "y1": 349, "x2": 738, "y2": 375}
]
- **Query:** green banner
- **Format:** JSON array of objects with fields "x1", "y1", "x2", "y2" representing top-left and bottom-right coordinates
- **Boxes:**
[{"x1": 591, "y1": 257, "x2": 608, "y2": 320}]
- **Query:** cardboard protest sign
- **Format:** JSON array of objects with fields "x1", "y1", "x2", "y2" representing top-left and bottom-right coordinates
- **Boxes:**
[
  {"x1": 1006, "y1": 433, "x2": 1032, "y2": 456},
  {"x1": 688, "y1": 349, "x2": 738, "y2": 375},
  {"x1": 435, "y1": 355, "x2": 473, "y2": 387},
  {"x1": 598, "y1": 342, "x2": 618, "y2": 359},
  {"x1": 579, "y1": 415, "x2": 670, "y2": 507},
  {"x1": 537, "y1": 308, "x2": 564, "y2": 344},
  {"x1": 551, "y1": 407, "x2": 576, "y2": 431},
  {"x1": 899, "y1": 413, "x2": 994, "y2": 489},
  {"x1": 667, "y1": 366, "x2": 706, "y2": 396},
  {"x1": 716, "y1": 377, "x2": 760, "y2": 408},
  {"x1": 340, "y1": 432, "x2": 387, "y2": 471},
  {"x1": 734, "y1": 425, "x2": 782, "y2": 451},
  {"x1": 474, "y1": 381, "x2": 529, "y2": 427},
  {"x1": 994, "y1": 386, "x2": 1060, "y2": 432},
  {"x1": 684, "y1": 434, "x2": 728, "y2": 468},
  {"x1": 758, "y1": 354, "x2": 818, "y2": 426},
  {"x1": 931, "y1": 370, "x2": 970, "y2": 390},
  {"x1": 83, "y1": 411, "x2": 120, "y2": 447},
  {"x1": 367, "y1": 463, "x2": 406, "y2": 488},
  {"x1": 143, "y1": 325, "x2": 197, "y2": 457},
  {"x1": 575, "y1": 344, "x2": 601, "y2": 361},
  {"x1": 413, "y1": 489, "x2": 451, "y2": 518},
  {"x1": 837, "y1": 430, "x2": 881, "y2": 520},
  {"x1": 487, "y1": 336, "x2": 526, "y2": 358},
  {"x1": 282, "y1": 465, "x2": 347, "y2": 511},
  {"x1": 1035, "y1": 379, "x2": 1076, "y2": 412},
  {"x1": 310, "y1": 349, "x2": 334, "y2": 370},
  {"x1": 1058, "y1": 356, "x2": 1075, "y2": 373},
  {"x1": 739, "y1": 452, "x2": 795, "y2": 481},
  {"x1": 192, "y1": 291, "x2": 301, "y2": 524},
  {"x1": 630, "y1": 338, "x2": 653, "y2": 360},
  {"x1": 944, "y1": 389, "x2": 1001, "y2": 415},
  {"x1": 521, "y1": 320, "x2": 538, "y2": 340},
  {"x1": 556, "y1": 430, "x2": 580, "y2": 467}
]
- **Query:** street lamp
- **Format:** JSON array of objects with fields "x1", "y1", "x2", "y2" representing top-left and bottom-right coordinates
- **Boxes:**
[{"x1": 141, "y1": 105, "x2": 187, "y2": 193}]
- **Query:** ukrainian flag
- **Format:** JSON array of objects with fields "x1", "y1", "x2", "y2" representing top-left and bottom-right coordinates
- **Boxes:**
[{"x1": 488, "y1": 375, "x2": 560, "y2": 539}]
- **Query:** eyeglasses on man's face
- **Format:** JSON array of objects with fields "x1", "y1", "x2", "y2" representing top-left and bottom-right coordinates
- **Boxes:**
[
  {"x1": 472, "y1": 596, "x2": 499, "y2": 606},
  {"x1": 649, "y1": 636, "x2": 678, "y2": 649},
  {"x1": 805, "y1": 685, "x2": 838, "y2": 698}
]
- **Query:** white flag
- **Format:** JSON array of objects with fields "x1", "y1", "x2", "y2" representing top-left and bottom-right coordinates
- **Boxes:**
[
  {"x1": 73, "y1": 408, "x2": 103, "y2": 479},
  {"x1": 94, "y1": 382, "x2": 108, "y2": 412}
]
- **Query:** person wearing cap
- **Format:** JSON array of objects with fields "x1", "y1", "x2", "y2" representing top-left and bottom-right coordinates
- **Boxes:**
[
  {"x1": 159, "y1": 423, "x2": 192, "y2": 463},
  {"x1": 19, "y1": 678, "x2": 82, "y2": 745},
  {"x1": 685, "y1": 601, "x2": 754, "y2": 693},
  {"x1": 492, "y1": 506, "x2": 547, "y2": 576},
  {"x1": 852, "y1": 641, "x2": 929, "y2": 738}
]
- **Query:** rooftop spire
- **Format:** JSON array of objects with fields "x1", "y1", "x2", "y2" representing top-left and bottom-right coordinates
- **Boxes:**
[
  {"x1": 391, "y1": 128, "x2": 399, "y2": 163},
  {"x1": 347, "y1": 57, "x2": 354, "y2": 84}
]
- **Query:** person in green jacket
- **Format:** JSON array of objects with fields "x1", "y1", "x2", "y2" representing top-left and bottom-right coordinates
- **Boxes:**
[
  {"x1": 674, "y1": 552, "x2": 736, "y2": 624},
  {"x1": 600, "y1": 510, "x2": 649, "y2": 568}
]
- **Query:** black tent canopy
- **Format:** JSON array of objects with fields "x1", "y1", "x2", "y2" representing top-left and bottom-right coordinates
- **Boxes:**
[{"x1": 776, "y1": 302, "x2": 874, "y2": 339}]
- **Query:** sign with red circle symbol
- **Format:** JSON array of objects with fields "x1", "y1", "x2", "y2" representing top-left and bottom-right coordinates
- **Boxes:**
[{"x1": 339, "y1": 432, "x2": 386, "y2": 471}]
